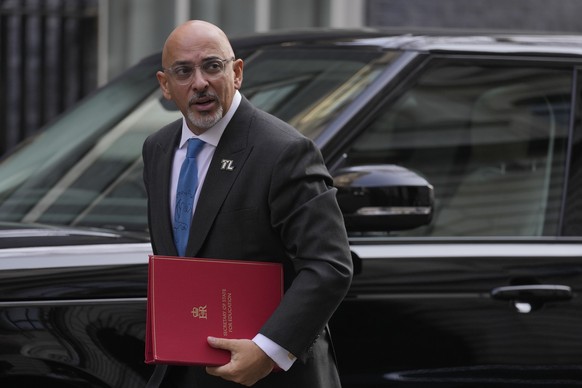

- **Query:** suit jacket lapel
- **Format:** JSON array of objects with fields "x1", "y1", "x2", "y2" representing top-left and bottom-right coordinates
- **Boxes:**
[
  {"x1": 185, "y1": 98, "x2": 255, "y2": 256},
  {"x1": 150, "y1": 120, "x2": 181, "y2": 256}
]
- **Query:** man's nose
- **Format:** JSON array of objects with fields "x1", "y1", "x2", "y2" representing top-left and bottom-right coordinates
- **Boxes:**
[{"x1": 190, "y1": 68, "x2": 209, "y2": 90}]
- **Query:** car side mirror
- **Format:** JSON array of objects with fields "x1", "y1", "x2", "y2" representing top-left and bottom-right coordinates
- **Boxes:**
[{"x1": 333, "y1": 165, "x2": 434, "y2": 232}]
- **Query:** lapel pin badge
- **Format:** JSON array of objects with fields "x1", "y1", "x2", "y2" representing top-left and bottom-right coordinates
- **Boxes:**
[{"x1": 220, "y1": 159, "x2": 235, "y2": 171}]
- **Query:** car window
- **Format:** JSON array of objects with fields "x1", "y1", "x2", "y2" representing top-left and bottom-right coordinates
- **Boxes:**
[
  {"x1": 343, "y1": 61, "x2": 572, "y2": 237},
  {"x1": 0, "y1": 48, "x2": 396, "y2": 233},
  {"x1": 0, "y1": 90, "x2": 179, "y2": 231},
  {"x1": 243, "y1": 48, "x2": 398, "y2": 139},
  {"x1": 0, "y1": 53, "x2": 176, "y2": 232}
]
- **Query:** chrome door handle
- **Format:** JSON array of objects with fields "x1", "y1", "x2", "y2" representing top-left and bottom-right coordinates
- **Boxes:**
[{"x1": 491, "y1": 284, "x2": 572, "y2": 303}]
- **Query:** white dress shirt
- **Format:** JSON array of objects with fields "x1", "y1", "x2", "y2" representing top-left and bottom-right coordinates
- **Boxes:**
[{"x1": 169, "y1": 90, "x2": 296, "y2": 371}]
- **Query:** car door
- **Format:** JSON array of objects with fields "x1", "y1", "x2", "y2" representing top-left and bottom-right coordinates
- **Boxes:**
[{"x1": 327, "y1": 56, "x2": 582, "y2": 387}]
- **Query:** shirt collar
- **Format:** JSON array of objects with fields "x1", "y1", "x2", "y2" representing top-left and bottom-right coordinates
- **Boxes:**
[{"x1": 179, "y1": 90, "x2": 242, "y2": 148}]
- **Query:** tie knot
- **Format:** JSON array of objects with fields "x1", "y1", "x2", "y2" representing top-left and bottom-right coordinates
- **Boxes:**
[{"x1": 186, "y1": 138, "x2": 205, "y2": 158}]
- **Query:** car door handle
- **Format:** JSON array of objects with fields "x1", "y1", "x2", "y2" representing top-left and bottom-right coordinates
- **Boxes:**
[{"x1": 491, "y1": 284, "x2": 573, "y2": 303}]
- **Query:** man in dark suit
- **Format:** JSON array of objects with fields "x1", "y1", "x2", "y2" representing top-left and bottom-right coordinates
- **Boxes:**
[{"x1": 142, "y1": 20, "x2": 353, "y2": 387}]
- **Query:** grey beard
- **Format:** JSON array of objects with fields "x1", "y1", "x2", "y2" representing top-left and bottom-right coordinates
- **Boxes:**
[{"x1": 187, "y1": 105, "x2": 223, "y2": 130}]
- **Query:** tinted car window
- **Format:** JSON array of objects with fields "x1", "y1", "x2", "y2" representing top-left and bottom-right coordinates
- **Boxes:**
[
  {"x1": 31, "y1": 93, "x2": 180, "y2": 230},
  {"x1": 243, "y1": 48, "x2": 397, "y2": 139},
  {"x1": 0, "y1": 60, "x2": 165, "y2": 232},
  {"x1": 343, "y1": 61, "x2": 572, "y2": 237},
  {"x1": 0, "y1": 48, "x2": 393, "y2": 232}
]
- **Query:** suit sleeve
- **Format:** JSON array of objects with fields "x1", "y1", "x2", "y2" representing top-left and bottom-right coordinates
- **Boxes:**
[{"x1": 259, "y1": 135, "x2": 353, "y2": 360}]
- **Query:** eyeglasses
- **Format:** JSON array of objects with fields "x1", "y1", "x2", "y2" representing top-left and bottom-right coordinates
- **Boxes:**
[{"x1": 163, "y1": 57, "x2": 235, "y2": 85}]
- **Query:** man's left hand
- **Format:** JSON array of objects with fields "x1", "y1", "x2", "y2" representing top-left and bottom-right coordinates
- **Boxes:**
[{"x1": 205, "y1": 337, "x2": 275, "y2": 386}]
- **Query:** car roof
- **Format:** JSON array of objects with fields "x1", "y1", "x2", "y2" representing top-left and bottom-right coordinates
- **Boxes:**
[
  {"x1": 137, "y1": 28, "x2": 582, "y2": 69},
  {"x1": 229, "y1": 27, "x2": 582, "y2": 58}
]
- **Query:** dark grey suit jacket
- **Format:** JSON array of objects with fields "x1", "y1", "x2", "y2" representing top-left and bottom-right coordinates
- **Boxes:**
[{"x1": 142, "y1": 97, "x2": 353, "y2": 387}]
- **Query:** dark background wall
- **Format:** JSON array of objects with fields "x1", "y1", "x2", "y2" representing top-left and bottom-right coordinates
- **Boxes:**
[{"x1": 0, "y1": 0, "x2": 98, "y2": 156}]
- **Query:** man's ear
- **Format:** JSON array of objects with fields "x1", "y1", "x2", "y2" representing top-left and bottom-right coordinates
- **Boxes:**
[
  {"x1": 157, "y1": 71, "x2": 173, "y2": 100},
  {"x1": 233, "y1": 59, "x2": 243, "y2": 90}
]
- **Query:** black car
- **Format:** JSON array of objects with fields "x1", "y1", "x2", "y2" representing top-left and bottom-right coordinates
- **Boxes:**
[{"x1": 1, "y1": 29, "x2": 582, "y2": 387}]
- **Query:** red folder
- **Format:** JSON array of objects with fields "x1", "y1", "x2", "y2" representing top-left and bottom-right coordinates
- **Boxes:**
[{"x1": 145, "y1": 255, "x2": 283, "y2": 366}]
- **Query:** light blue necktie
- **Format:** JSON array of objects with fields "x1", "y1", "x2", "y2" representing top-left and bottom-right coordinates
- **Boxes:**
[{"x1": 173, "y1": 138, "x2": 205, "y2": 256}]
